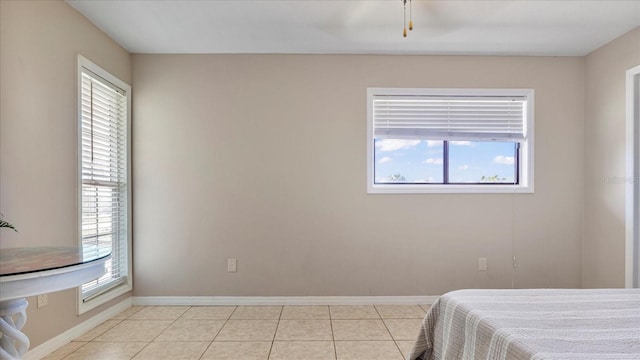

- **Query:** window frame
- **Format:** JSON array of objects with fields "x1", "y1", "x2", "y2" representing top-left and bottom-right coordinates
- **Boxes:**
[
  {"x1": 367, "y1": 88, "x2": 534, "y2": 194},
  {"x1": 76, "y1": 55, "x2": 132, "y2": 314}
]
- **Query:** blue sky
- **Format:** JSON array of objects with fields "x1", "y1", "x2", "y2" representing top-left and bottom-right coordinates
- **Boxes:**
[{"x1": 374, "y1": 139, "x2": 517, "y2": 184}]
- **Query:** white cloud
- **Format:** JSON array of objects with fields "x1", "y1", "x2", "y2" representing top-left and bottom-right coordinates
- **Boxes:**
[
  {"x1": 458, "y1": 165, "x2": 469, "y2": 170},
  {"x1": 375, "y1": 139, "x2": 421, "y2": 152},
  {"x1": 378, "y1": 156, "x2": 392, "y2": 164},
  {"x1": 450, "y1": 141, "x2": 472, "y2": 146},
  {"x1": 493, "y1": 155, "x2": 515, "y2": 165},
  {"x1": 423, "y1": 158, "x2": 443, "y2": 165},
  {"x1": 426, "y1": 140, "x2": 442, "y2": 147}
]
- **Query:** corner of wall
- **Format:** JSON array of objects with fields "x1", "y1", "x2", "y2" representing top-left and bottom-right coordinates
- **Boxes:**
[{"x1": 581, "y1": 26, "x2": 640, "y2": 288}]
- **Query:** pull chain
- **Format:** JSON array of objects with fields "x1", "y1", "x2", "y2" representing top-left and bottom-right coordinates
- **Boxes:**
[
  {"x1": 409, "y1": 0, "x2": 413, "y2": 31},
  {"x1": 403, "y1": 0, "x2": 407, "y2": 37},
  {"x1": 402, "y1": 0, "x2": 413, "y2": 38}
]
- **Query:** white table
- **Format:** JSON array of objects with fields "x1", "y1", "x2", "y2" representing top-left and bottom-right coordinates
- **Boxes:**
[{"x1": 0, "y1": 247, "x2": 110, "y2": 360}]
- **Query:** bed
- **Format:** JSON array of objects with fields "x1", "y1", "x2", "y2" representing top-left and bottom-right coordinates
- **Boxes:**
[{"x1": 408, "y1": 288, "x2": 640, "y2": 360}]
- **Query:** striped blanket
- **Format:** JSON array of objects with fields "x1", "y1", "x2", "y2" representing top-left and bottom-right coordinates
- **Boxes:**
[{"x1": 409, "y1": 289, "x2": 640, "y2": 360}]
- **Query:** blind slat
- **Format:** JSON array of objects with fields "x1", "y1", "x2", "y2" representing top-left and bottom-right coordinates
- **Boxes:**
[{"x1": 373, "y1": 94, "x2": 528, "y2": 142}]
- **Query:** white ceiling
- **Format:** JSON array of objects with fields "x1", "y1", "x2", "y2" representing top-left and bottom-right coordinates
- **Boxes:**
[{"x1": 67, "y1": 0, "x2": 640, "y2": 56}]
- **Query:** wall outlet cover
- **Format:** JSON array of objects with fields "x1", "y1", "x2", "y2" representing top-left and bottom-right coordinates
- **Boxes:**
[
  {"x1": 37, "y1": 294, "x2": 48, "y2": 308},
  {"x1": 478, "y1": 257, "x2": 488, "y2": 271},
  {"x1": 227, "y1": 258, "x2": 237, "y2": 273}
]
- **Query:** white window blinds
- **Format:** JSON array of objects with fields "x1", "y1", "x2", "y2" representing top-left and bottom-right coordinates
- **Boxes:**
[
  {"x1": 80, "y1": 68, "x2": 128, "y2": 299},
  {"x1": 373, "y1": 95, "x2": 528, "y2": 142}
]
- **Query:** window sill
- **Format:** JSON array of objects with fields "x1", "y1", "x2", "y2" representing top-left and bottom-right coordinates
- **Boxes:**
[
  {"x1": 367, "y1": 184, "x2": 534, "y2": 194},
  {"x1": 77, "y1": 278, "x2": 132, "y2": 315}
]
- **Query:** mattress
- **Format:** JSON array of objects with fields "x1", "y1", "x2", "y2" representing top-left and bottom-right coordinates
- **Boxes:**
[{"x1": 409, "y1": 288, "x2": 640, "y2": 360}]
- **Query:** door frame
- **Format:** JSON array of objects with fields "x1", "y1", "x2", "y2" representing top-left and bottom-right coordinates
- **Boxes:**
[{"x1": 625, "y1": 64, "x2": 640, "y2": 288}]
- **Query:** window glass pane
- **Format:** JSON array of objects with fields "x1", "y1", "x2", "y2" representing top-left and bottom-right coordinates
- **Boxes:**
[
  {"x1": 374, "y1": 139, "x2": 443, "y2": 184},
  {"x1": 448, "y1": 141, "x2": 517, "y2": 183},
  {"x1": 81, "y1": 184, "x2": 119, "y2": 294}
]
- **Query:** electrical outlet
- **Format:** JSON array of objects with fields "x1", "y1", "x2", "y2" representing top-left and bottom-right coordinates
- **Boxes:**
[
  {"x1": 37, "y1": 294, "x2": 48, "y2": 308},
  {"x1": 478, "y1": 257, "x2": 488, "y2": 271},
  {"x1": 227, "y1": 258, "x2": 237, "y2": 273}
]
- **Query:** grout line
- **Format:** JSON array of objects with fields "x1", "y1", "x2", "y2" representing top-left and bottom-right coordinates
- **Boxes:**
[
  {"x1": 266, "y1": 306, "x2": 284, "y2": 359},
  {"x1": 61, "y1": 305, "x2": 149, "y2": 359},
  {"x1": 58, "y1": 341, "x2": 90, "y2": 360},
  {"x1": 245, "y1": 339, "x2": 336, "y2": 341},
  {"x1": 149, "y1": 306, "x2": 191, "y2": 341},
  {"x1": 392, "y1": 339, "x2": 409, "y2": 359},
  {"x1": 196, "y1": 339, "x2": 214, "y2": 358},
  {"x1": 76, "y1": 318, "x2": 124, "y2": 342},
  {"x1": 333, "y1": 340, "x2": 404, "y2": 342},
  {"x1": 138, "y1": 306, "x2": 192, "y2": 358},
  {"x1": 127, "y1": 305, "x2": 145, "y2": 317},
  {"x1": 199, "y1": 305, "x2": 239, "y2": 359},
  {"x1": 374, "y1": 305, "x2": 405, "y2": 358},
  {"x1": 329, "y1": 305, "x2": 337, "y2": 360},
  {"x1": 127, "y1": 340, "x2": 152, "y2": 358},
  {"x1": 215, "y1": 305, "x2": 240, "y2": 339}
]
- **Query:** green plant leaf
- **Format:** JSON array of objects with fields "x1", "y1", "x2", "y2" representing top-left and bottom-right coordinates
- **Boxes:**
[{"x1": 0, "y1": 219, "x2": 18, "y2": 232}]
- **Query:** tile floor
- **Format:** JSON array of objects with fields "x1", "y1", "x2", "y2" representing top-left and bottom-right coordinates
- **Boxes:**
[{"x1": 42, "y1": 304, "x2": 430, "y2": 360}]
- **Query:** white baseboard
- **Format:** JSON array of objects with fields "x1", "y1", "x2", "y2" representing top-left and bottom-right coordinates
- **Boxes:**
[
  {"x1": 25, "y1": 297, "x2": 133, "y2": 360},
  {"x1": 133, "y1": 295, "x2": 439, "y2": 306}
]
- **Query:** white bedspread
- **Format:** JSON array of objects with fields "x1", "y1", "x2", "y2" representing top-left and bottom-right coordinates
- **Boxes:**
[{"x1": 409, "y1": 288, "x2": 640, "y2": 360}]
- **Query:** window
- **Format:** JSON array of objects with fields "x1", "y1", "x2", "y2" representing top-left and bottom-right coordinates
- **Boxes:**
[
  {"x1": 367, "y1": 88, "x2": 534, "y2": 193},
  {"x1": 77, "y1": 55, "x2": 132, "y2": 313}
]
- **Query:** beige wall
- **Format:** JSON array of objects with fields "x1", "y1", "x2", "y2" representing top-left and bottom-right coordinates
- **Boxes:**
[
  {"x1": 583, "y1": 27, "x2": 640, "y2": 288},
  {"x1": 0, "y1": 0, "x2": 131, "y2": 348},
  {"x1": 131, "y1": 54, "x2": 585, "y2": 297}
]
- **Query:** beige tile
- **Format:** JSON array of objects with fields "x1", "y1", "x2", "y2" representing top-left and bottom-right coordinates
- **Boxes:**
[
  {"x1": 181, "y1": 306, "x2": 236, "y2": 319},
  {"x1": 41, "y1": 341, "x2": 87, "y2": 360},
  {"x1": 230, "y1": 306, "x2": 282, "y2": 319},
  {"x1": 215, "y1": 320, "x2": 278, "y2": 341},
  {"x1": 375, "y1": 305, "x2": 425, "y2": 319},
  {"x1": 63, "y1": 341, "x2": 147, "y2": 360},
  {"x1": 155, "y1": 319, "x2": 226, "y2": 341},
  {"x1": 329, "y1": 306, "x2": 379, "y2": 320},
  {"x1": 132, "y1": 341, "x2": 209, "y2": 360},
  {"x1": 129, "y1": 306, "x2": 189, "y2": 320},
  {"x1": 281, "y1": 305, "x2": 330, "y2": 320},
  {"x1": 334, "y1": 341, "x2": 403, "y2": 360},
  {"x1": 112, "y1": 306, "x2": 145, "y2": 320},
  {"x1": 74, "y1": 320, "x2": 122, "y2": 341},
  {"x1": 419, "y1": 304, "x2": 432, "y2": 312},
  {"x1": 275, "y1": 320, "x2": 333, "y2": 340},
  {"x1": 269, "y1": 341, "x2": 336, "y2": 360},
  {"x1": 201, "y1": 342, "x2": 271, "y2": 360},
  {"x1": 331, "y1": 320, "x2": 391, "y2": 340},
  {"x1": 396, "y1": 340, "x2": 416, "y2": 359},
  {"x1": 383, "y1": 319, "x2": 423, "y2": 340},
  {"x1": 96, "y1": 320, "x2": 173, "y2": 342}
]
